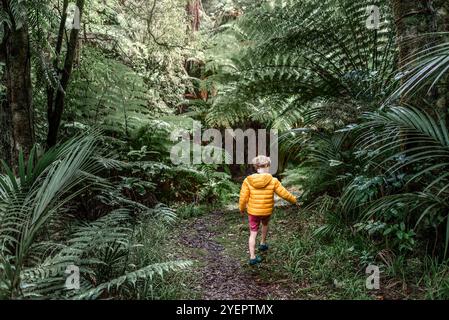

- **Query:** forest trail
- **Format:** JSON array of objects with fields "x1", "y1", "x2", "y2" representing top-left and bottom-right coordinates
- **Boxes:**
[
  {"x1": 171, "y1": 191, "x2": 414, "y2": 300},
  {"x1": 177, "y1": 208, "x2": 301, "y2": 300}
]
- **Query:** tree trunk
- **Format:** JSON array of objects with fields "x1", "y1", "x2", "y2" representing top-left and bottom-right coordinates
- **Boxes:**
[
  {"x1": 46, "y1": 0, "x2": 85, "y2": 148},
  {"x1": 0, "y1": 39, "x2": 12, "y2": 165},
  {"x1": 392, "y1": 0, "x2": 435, "y2": 70},
  {"x1": 392, "y1": 0, "x2": 449, "y2": 121},
  {"x1": 0, "y1": 1, "x2": 34, "y2": 166},
  {"x1": 186, "y1": 0, "x2": 201, "y2": 32},
  {"x1": 184, "y1": 0, "x2": 204, "y2": 98},
  {"x1": 432, "y1": 0, "x2": 449, "y2": 122}
]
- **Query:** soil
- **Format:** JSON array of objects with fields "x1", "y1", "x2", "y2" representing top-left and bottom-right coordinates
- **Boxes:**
[{"x1": 177, "y1": 210, "x2": 297, "y2": 300}]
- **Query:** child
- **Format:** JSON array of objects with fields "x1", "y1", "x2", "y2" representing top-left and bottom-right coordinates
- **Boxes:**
[{"x1": 239, "y1": 155, "x2": 298, "y2": 265}]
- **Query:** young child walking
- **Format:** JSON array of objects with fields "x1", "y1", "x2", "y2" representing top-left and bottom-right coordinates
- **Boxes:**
[{"x1": 239, "y1": 155, "x2": 298, "y2": 265}]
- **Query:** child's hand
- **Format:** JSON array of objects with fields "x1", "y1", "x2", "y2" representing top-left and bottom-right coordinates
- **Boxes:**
[
  {"x1": 238, "y1": 212, "x2": 246, "y2": 232},
  {"x1": 295, "y1": 195, "x2": 303, "y2": 206},
  {"x1": 240, "y1": 211, "x2": 246, "y2": 224}
]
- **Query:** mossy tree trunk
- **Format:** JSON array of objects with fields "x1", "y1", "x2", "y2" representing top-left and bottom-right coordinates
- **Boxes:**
[
  {"x1": 0, "y1": 1, "x2": 34, "y2": 166},
  {"x1": 392, "y1": 0, "x2": 449, "y2": 122},
  {"x1": 432, "y1": 0, "x2": 449, "y2": 123}
]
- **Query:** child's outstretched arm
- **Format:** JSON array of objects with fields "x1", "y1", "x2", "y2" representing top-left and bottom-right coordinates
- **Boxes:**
[
  {"x1": 239, "y1": 179, "x2": 250, "y2": 213},
  {"x1": 274, "y1": 179, "x2": 297, "y2": 204}
]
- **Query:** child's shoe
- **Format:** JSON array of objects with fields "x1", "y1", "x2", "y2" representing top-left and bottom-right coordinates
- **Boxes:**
[
  {"x1": 258, "y1": 244, "x2": 269, "y2": 252},
  {"x1": 249, "y1": 255, "x2": 262, "y2": 265}
]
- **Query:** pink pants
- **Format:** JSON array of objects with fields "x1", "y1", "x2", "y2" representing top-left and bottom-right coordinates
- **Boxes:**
[{"x1": 248, "y1": 214, "x2": 271, "y2": 232}]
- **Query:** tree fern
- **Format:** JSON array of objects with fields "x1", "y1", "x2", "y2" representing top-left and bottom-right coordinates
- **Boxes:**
[{"x1": 205, "y1": 0, "x2": 397, "y2": 129}]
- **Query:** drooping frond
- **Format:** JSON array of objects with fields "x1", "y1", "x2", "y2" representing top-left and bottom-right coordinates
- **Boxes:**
[
  {"x1": 205, "y1": 0, "x2": 397, "y2": 129},
  {"x1": 357, "y1": 106, "x2": 449, "y2": 192},
  {"x1": 386, "y1": 33, "x2": 449, "y2": 104}
]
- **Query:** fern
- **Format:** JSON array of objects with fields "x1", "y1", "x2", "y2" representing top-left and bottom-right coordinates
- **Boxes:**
[
  {"x1": 65, "y1": 48, "x2": 151, "y2": 136},
  {"x1": 0, "y1": 132, "x2": 192, "y2": 299},
  {"x1": 73, "y1": 260, "x2": 192, "y2": 300},
  {"x1": 205, "y1": 0, "x2": 397, "y2": 130}
]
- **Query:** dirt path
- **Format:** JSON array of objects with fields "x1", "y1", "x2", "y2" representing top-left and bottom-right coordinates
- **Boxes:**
[{"x1": 178, "y1": 210, "x2": 296, "y2": 300}]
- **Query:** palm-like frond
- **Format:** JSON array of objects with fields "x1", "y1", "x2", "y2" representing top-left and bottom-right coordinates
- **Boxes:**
[
  {"x1": 386, "y1": 34, "x2": 449, "y2": 104},
  {"x1": 357, "y1": 106, "x2": 449, "y2": 256},
  {"x1": 0, "y1": 132, "x2": 191, "y2": 299},
  {"x1": 0, "y1": 133, "x2": 102, "y2": 298},
  {"x1": 358, "y1": 106, "x2": 449, "y2": 192},
  {"x1": 305, "y1": 132, "x2": 348, "y2": 176},
  {"x1": 363, "y1": 192, "x2": 449, "y2": 257}
]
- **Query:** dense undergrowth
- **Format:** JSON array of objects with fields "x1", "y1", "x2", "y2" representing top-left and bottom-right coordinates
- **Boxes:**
[
  {"x1": 1, "y1": 0, "x2": 449, "y2": 299},
  {"x1": 206, "y1": 206, "x2": 449, "y2": 300}
]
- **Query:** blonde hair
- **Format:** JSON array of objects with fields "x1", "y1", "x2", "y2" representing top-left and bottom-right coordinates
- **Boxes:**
[{"x1": 252, "y1": 155, "x2": 271, "y2": 169}]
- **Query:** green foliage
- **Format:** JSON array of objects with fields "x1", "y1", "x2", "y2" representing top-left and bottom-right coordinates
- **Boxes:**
[
  {"x1": 3, "y1": 0, "x2": 449, "y2": 300},
  {"x1": 66, "y1": 48, "x2": 151, "y2": 136},
  {"x1": 204, "y1": 0, "x2": 397, "y2": 129},
  {"x1": 387, "y1": 34, "x2": 449, "y2": 105},
  {"x1": 84, "y1": 0, "x2": 194, "y2": 110},
  {"x1": 176, "y1": 203, "x2": 209, "y2": 219},
  {"x1": 154, "y1": 164, "x2": 237, "y2": 204},
  {"x1": 205, "y1": 0, "x2": 449, "y2": 264},
  {"x1": 356, "y1": 107, "x2": 449, "y2": 256},
  {"x1": 289, "y1": 106, "x2": 449, "y2": 256},
  {"x1": 419, "y1": 258, "x2": 449, "y2": 299},
  {"x1": 204, "y1": 0, "x2": 449, "y2": 262},
  {"x1": 0, "y1": 134, "x2": 191, "y2": 299},
  {"x1": 196, "y1": 164, "x2": 240, "y2": 204}
]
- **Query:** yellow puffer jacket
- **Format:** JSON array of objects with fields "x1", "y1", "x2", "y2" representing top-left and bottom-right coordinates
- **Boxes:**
[{"x1": 239, "y1": 173, "x2": 296, "y2": 216}]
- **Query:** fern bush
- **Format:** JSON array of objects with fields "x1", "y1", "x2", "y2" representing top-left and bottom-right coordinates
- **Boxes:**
[
  {"x1": 0, "y1": 133, "x2": 191, "y2": 299},
  {"x1": 204, "y1": 0, "x2": 449, "y2": 259},
  {"x1": 64, "y1": 48, "x2": 152, "y2": 137},
  {"x1": 204, "y1": 0, "x2": 397, "y2": 129},
  {"x1": 355, "y1": 107, "x2": 449, "y2": 256}
]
